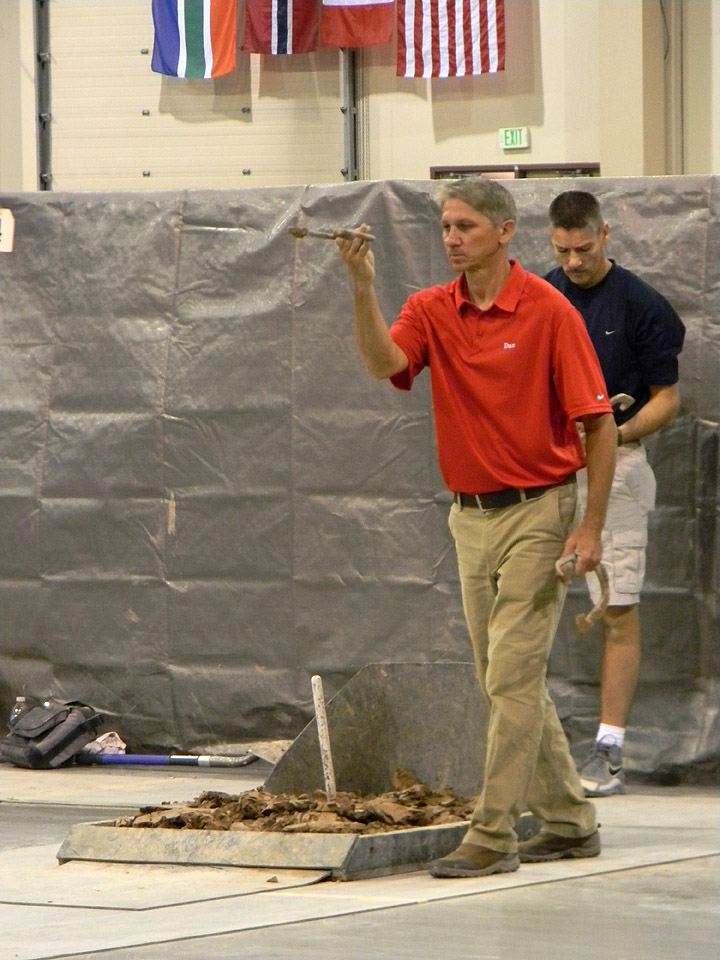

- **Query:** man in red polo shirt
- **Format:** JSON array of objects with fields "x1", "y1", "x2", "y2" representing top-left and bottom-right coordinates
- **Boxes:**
[{"x1": 335, "y1": 178, "x2": 617, "y2": 879}]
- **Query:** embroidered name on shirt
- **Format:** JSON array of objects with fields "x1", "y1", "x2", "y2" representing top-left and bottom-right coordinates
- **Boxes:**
[{"x1": 503, "y1": 342, "x2": 516, "y2": 349}]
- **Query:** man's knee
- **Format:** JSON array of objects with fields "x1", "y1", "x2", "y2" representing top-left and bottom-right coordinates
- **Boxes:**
[{"x1": 602, "y1": 604, "x2": 640, "y2": 644}]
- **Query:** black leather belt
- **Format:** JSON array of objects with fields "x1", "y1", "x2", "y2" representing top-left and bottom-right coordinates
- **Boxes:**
[{"x1": 454, "y1": 473, "x2": 576, "y2": 511}]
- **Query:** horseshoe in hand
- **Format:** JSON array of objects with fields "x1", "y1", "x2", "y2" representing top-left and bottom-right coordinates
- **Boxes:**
[{"x1": 555, "y1": 554, "x2": 610, "y2": 635}]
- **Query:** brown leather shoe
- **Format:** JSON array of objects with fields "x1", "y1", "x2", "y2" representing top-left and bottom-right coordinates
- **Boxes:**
[
  {"x1": 428, "y1": 843, "x2": 520, "y2": 878},
  {"x1": 518, "y1": 829, "x2": 601, "y2": 862}
]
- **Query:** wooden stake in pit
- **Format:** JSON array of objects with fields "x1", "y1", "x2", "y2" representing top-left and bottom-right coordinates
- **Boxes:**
[{"x1": 311, "y1": 674, "x2": 337, "y2": 801}]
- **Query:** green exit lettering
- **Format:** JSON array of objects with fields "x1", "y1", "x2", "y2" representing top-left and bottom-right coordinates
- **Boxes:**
[{"x1": 499, "y1": 127, "x2": 529, "y2": 150}]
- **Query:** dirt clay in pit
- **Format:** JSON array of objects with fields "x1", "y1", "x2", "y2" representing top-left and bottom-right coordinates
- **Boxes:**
[{"x1": 114, "y1": 768, "x2": 475, "y2": 835}]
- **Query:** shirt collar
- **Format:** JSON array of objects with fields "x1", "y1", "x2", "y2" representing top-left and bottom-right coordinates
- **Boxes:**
[{"x1": 453, "y1": 259, "x2": 525, "y2": 312}]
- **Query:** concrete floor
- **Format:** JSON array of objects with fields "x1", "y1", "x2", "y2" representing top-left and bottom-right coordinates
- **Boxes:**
[{"x1": 2, "y1": 759, "x2": 718, "y2": 960}]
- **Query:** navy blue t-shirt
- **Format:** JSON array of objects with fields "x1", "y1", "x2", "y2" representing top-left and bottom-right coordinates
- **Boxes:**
[{"x1": 544, "y1": 262, "x2": 685, "y2": 424}]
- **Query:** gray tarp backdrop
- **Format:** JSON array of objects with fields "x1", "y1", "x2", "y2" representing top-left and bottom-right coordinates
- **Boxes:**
[{"x1": 0, "y1": 177, "x2": 718, "y2": 778}]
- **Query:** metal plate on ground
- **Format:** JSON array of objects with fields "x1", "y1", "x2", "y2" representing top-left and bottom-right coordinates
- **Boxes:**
[
  {"x1": 56, "y1": 663, "x2": 484, "y2": 880},
  {"x1": 264, "y1": 662, "x2": 487, "y2": 798},
  {"x1": 57, "y1": 819, "x2": 469, "y2": 880}
]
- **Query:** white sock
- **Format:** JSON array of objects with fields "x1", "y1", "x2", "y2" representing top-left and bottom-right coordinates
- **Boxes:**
[{"x1": 596, "y1": 724, "x2": 625, "y2": 748}]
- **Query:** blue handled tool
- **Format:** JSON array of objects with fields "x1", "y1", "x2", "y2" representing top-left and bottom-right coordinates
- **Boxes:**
[{"x1": 76, "y1": 752, "x2": 257, "y2": 767}]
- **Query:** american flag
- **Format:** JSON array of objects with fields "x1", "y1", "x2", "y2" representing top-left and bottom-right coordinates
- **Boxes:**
[{"x1": 397, "y1": 0, "x2": 505, "y2": 78}]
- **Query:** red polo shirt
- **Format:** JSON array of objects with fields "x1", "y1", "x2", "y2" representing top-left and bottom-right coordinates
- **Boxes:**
[{"x1": 389, "y1": 260, "x2": 611, "y2": 493}]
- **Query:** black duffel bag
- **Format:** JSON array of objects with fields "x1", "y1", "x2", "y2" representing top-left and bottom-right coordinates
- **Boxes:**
[{"x1": 0, "y1": 698, "x2": 105, "y2": 769}]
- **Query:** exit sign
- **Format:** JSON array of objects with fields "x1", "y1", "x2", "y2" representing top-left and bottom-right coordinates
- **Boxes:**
[{"x1": 499, "y1": 127, "x2": 530, "y2": 150}]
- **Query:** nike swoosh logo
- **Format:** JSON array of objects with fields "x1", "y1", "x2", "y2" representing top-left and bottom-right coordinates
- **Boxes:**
[
  {"x1": 605, "y1": 329, "x2": 616, "y2": 335},
  {"x1": 609, "y1": 765, "x2": 622, "y2": 775}
]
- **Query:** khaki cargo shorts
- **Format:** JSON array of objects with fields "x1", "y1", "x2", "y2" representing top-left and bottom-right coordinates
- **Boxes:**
[{"x1": 577, "y1": 442, "x2": 656, "y2": 607}]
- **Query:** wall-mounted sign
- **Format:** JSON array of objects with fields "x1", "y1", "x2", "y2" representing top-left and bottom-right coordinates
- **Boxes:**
[
  {"x1": 499, "y1": 127, "x2": 530, "y2": 150},
  {"x1": 0, "y1": 209, "x2": 15, "y2": 253}
]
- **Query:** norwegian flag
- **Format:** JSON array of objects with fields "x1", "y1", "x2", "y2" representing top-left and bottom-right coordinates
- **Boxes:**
[
  {"x1": 397, "y1": 0, "x2": 505, "y2": 78},
  {"x1": 243, "y1": 0, "x2": 319, "y2": 54}
]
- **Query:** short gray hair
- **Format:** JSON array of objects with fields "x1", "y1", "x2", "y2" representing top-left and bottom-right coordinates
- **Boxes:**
[{"x1": 434, "y1": 178, "x2": 517, "y2": 226}]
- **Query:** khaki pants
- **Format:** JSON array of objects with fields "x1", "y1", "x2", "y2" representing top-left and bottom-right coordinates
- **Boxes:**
[{"x1": 449, "y1": 483, "x2": 597, "y2": 852}]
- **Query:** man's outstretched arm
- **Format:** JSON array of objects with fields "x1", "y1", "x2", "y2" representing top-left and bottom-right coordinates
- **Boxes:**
[{"x1": 336, "y1": 226, "x2": 408, "y2": 380}]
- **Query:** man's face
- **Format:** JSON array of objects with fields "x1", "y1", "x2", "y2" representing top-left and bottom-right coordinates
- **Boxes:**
[
  {"x1": 441, "y1": 199, "x2": 514, "y2": 272},
  {"x1": 550, "y1": 223, "x2": 609, "y2": 288}
]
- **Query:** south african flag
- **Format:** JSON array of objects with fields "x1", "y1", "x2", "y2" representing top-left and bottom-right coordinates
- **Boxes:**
[{"x1": 151, "y1": 0, "x2": 237, "y2": 78}]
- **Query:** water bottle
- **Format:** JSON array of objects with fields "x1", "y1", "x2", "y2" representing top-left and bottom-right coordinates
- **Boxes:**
[{"x1": 8, "y1": 696, "x2": 27, "y2": 727}]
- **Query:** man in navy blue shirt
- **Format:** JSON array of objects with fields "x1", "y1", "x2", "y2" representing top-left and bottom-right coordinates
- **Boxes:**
[{"x1": 546, "y1": 191, "x2": 685, "y2": 796}]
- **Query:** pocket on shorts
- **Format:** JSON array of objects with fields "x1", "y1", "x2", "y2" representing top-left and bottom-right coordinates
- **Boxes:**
[{"x1": 604, "y1": 527, "x2": 647, "y2": 597}]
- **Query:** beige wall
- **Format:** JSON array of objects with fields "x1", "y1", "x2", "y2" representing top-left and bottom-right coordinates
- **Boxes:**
[
  {"x1": 361, "y1": 0, "x2": 601, "y2": 179},
  {"x1": 0, "y1": 0, "x2": 38, "y2": 190},
  {"x1": 0, "y1": 0, "x2": 718, "y2": 191},
  {"x1": 684, "y1": 0, "x2": 720, "y2": 174},
  {"x1": 47, "y1": 1, "x2": 346, "y2": 191},
  {"x1": 642, "y1": 0, "x2": 669, "y2": 175},
  {"x1": 597, "y1": 1, "x2": 668, "y2": 177},
  {"x1": 361, "y1": 0, "x2": 675, "y2": 180}
]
